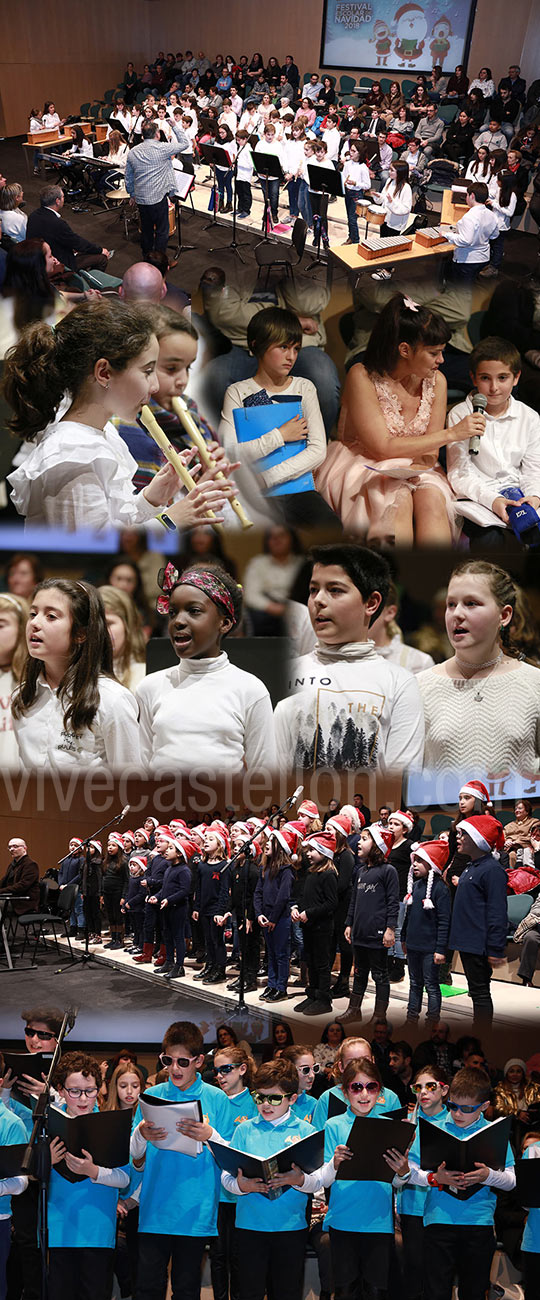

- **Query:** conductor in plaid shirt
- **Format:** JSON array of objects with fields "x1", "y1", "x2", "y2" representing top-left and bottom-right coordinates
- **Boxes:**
[{"x1": 125, "y1": 119, "x2": 189, "y2": 257}]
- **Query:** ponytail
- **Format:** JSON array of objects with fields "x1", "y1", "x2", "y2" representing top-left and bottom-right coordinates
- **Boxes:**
[{"x1": 3, "y1": 299, "x2": 155, "y2": 441}]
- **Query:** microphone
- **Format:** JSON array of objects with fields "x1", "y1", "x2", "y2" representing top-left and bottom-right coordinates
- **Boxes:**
[
  {"x1": 469, "y1": 392, "x2": 487, "y2": 455},
  {"x1": 66, "y1": 1006, "x2": 79, "y2": 1031},
  {"x1": 120, "y1": 805, "x2": 131, "y2": 819},
  {"x1": 286, "y1": 785, "x2": 304, "y2": 807}
]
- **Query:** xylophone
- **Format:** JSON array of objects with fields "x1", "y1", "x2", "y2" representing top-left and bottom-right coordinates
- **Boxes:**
[
  {"x1": 414, "y1": 225, "x2": 447, "y2": 247},
  {"x1": 357, "y1": 233, "x2": 413, "y2": 259}
]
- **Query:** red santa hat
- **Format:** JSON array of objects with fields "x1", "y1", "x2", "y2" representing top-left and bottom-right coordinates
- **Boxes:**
[
  {"x1": 369, "y1": 826, "x2": 393, "y2": 857},
  {"x1": 232, "y1": 821, "x2": 251, "y2": 837},
  {"x1": 305, "y1": 829, "x2": 336, "y2": 860},
  {"x1": 459, "y1": 781, "x2": 492, "y2": 807},
  {"x1": 123, "y1": 830, "x2": 135, "y2": 847},
  {"x1": 405, "y1": 839, "x2": 450, "y2": 909},
  {"x1": 326, "y1": 813, "x2": 352, "y2": 839},
  {"x1": 89, "y1": 840, "x2": 102, "y2": 855},
  {"x1": 297, "y1": 800, "x2": 319, "y2": 820},
  {"x1": 135, "y1": 827, "x2": 150, "y2": 843},
  {"x1": 108, "y1": 832, "x2": 125, "y2": 851},
  {"x1": 271, "y1": 820, "x2": 305, "y2": 860},
  {"x1": 129, "y1": 854, "x2": 147, "y2": 873},
  {"x1": 207, "y1": 821, "x2": 230, "y2": 854},
  {"x1": 395, "y1": 3, "x2": 424, "y2": 21},
  {"x1": 174, "y1": 837, "x2": 198, "y2": 863},
  {"x1": 155, "y1": 826, "x2": 176, "y2": 844},
  {"x1": 69, "y1": 838, "x2": 83, "y2": 849},
  {"x1": 246, "y1": 816, "x2": 265, "y2": 831},
  {"x1": 191, "y1": 824, "x2": 207, "y2": 843},
  {"x1": 145, "y1": 817, "x2": 159, "y2": 829},
  {"x1": 170, "y1": 818, "x2": 188, "y2": 833},
  {"x1": 459, "y1": 815, "x2": 505, "y2": 854},
  {"x1": 390, "y1": 811, "x2": 414, "y2": 832}
]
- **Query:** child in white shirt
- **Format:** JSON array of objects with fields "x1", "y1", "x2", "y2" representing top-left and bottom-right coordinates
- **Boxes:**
[{"x1": 447, "y1": 337, "x2": 540, "y2": 545}]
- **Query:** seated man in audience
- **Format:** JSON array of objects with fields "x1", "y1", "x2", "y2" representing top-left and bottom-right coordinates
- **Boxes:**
[
  {"x1": 303, "y1": 73, "x2": 324, "y2": 103},
  {"x1": 474, "y1": 117, "x2": 509, "y2": 151},
  {"x1": 491, "y1": 86, "x2": 521, "y2": 140},
  {"x1": 196, "y1": 266, "x2": 340, "y2": 435},
  {"x1": 498, "y1": 64, "x2": 527, "y2": 107},
  {"x1": 26, "y1": 185, "x2": 110, "y2": 272},
  {"x1": 416, "y1": 103, "x2": 445, "y2": 158},
  {"x1": 447, "y1": 337, "x2": 540, "y2": 547},
  {"x1": 513, "y1": 890, "x2": 540, "y2": 985},
  {"x1": 119, "y1": 261, "x2": 168, "y2": 303},
  {"x1": 0, "y1": 837, "x2": 39, "y2": 916},
  {"x1": 276, "y1": 72, "x2": 294, "y2": 105}
]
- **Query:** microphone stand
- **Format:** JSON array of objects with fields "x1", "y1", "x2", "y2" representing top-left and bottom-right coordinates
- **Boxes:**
[
  {"x1": 57, "y1": 806, "x2": 131, "y2": 970},
  {"x1": 228, "y1": 786, "x2": 303, "y2": 1012},
  {"x1": 21, "y1": 1008, "x2": 77, "y2": 1300}
]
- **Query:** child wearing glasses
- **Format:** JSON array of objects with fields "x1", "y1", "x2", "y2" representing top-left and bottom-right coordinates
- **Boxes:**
[
  {"x1": 282, "y1": 1044, "x2": 319, "y2": 1123},
  {"x1": 130, "y1": 1020, "x2": 234, "y2": 1300},
  {"x1": 211, "y1": 1046, "x2": 258, "y2": 1300},
  {"x1": 390, "y1": 1066, "x2": 516, "y2": 1300},
  {"x1": 323, "y1": 1057, "x2": 407, "y2": 1300},
  {"x1": 47, "y1": 1052, "x2": 130, "y2": 1300},
  {"x1": 220, "y1": 1058, "x2": 340, "y2": 1300},
  {"x1": 396, "y1": 1066, "x2": 450, "y2": 1300}
]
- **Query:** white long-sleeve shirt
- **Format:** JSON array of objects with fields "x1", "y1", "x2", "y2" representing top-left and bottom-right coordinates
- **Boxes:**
[
  {"x1": 341, "y1": 160, "x2": 371, "y2": 192},
  {"x1": 243, "y1": 554, "x2": 303, "y2": 612},
  {"x1": 274, "y1": 641, "x2": 425, "y2": 775},
  {"x1": 136, "y1": 652, "x2": 276, "y2": 777},
  {"x1": 219, "y1": 375, "x2": 327, "y2": 524},
  {"x1": 378, "y1": 180, "x2": 413, "y2": 231},
  {"x1": 447, "y1": 392, "x2": 540, "y2": 523},
  {"x1": 446, "y1": 203, "x2": 499, "y2": 263},
  {"x1": 12, "y1": 673, "x2": 142, "y2": 773},
  {"x1": 490, "y1": 189, "x2": 517, "y2": 231},
  {"x1": 218, "y1": 1108, "x2": 336, "y2": 1198},
  {"x1": 8, "y1": 419, "x2": 162, "y2": 531}
]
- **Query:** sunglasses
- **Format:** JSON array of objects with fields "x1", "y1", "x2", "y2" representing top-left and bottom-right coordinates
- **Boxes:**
[
  {"x1": 160, "y1": 1053, "x2": 197, "y2": 1069},
  {"x1": 411, "y1": 1081, "x2": 440, "y2": 1095},
  {"x1": 348, "y1": 1081, "x2": 379, "y2": 1095},
  {"x1": 446, "y1": 1101, "x2": 483, "y2": 1113},
  {"x1": 251, "y1": 1092, "x2": 291, "y2": 1106},
  {"x1": 25, "y1": 1027, "x2": 54, "y2": 1041},
  {"x1": 214, "y1": 1064, "x2": 238, "y2": 1077},
  {"x1": 299, "y1": 1063, "x2": 320, "y2": 1076},
  {"x1": 64, "y1": 1086, "x2": 98, "y2": 1099}
]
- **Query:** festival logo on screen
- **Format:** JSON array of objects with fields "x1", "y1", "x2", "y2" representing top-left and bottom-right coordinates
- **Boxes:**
[{"x1": 323, "y1": 0, "x2": 472, "y2": 73}]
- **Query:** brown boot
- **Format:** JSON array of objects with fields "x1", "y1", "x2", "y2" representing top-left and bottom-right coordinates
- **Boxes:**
[
  {"x1": 153, "y1": 945, "x2": 167, "y2": 968},
  {"x1": 339, "y1": 994, "x2": 363, "y2": 1024},
  {"x1": 133, "y1": 942, "x2": 154, "y2": 964}
]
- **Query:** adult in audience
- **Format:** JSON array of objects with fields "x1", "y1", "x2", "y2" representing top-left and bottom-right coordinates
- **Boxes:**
[
  {"x1": 125, "y1": 118, "x2": 189, "y2": 257},
  {"x1": 412, "y1": 1020, "x2": 455, "y2": 1074},
  {"x1": 0, "y1": 184, "x2": 27, "y2": 243},
  {"x1": 26, "y1": 186, "x2": 110, "y2": 272},
  {"x1": 243, "y1": 525, "x2": 303, "y2": 636},
  {"x1": 5, "y1": 553, "x2": 44, "y2": 600},
  {"x1": 514, "y1": 893, "x2": 540, "y2": 986},
  {"x1": 119, "y1": 261, "x2": 167, "y2": 304},
  {"x1": 499, "y1": 65, "x2": 527, "y2": 107},
  {"x1": 416, "y1": 103, "x2": 445, "y2": 158},
  {"x1": 387, "y1": 1041, "x2": 415, "y2": 1105}
]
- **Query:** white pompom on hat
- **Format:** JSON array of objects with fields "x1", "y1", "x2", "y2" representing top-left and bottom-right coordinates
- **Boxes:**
[
  {"x1": 271, "y1": 820, "x2": 305, "y2": 861},
  {"x1": 459, "y1": 780, "x2": 492, "y2": 807},
  {"x1": 405, "y1": 839, "x2": 450, "y2": 909}
]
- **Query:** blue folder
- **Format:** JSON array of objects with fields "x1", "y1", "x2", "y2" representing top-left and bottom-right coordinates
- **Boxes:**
[{"x1": 233, "y1": 400, "x2": 315, "y2": 496}]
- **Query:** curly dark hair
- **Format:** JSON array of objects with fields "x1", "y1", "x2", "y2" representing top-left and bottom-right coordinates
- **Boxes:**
[{"x1": 53, "y1": 1051, "x2": 102, "y2": 1092}]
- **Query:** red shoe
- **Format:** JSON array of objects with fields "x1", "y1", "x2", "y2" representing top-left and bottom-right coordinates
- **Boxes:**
[
  {"x1": 153, "y1": 945, "x2": 167, "y2": 968},
  {"x1": 133, "y1": 943, "x2": 154, "y2": 964}
]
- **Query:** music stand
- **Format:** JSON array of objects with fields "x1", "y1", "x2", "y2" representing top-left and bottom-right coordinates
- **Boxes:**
[
  {"x1": 251, "y1": 149, "x2": 284, "y2": 244},
  {"x1": 200, "y1": 142, "x2": 232, "y2": 239},
  {"x1": 307, "y1": 163, "x2": 343, "y2": 269},
  {"x1": 170, "y1": 164, "x2": 196, "y2": 256}
]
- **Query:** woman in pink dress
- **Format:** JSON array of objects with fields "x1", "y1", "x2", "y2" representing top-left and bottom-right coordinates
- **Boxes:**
[{"x1": 316, "y1": 294, "x2": 485, "y2": 546}]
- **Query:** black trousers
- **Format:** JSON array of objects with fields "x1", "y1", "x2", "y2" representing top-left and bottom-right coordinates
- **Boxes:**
[
  {"x1": 83, "y1": 893, "x2": 101, "y2": 934},
  {"x1": 209, "y1": 1202, "x2": 239, "y2": 1300},
  {"x1": 135, "y1": 1233, "x2": 207, "y2": 1300},
  {"x1": 7, "y1": 1181, "x2": 40, "y2": 1300},
  {"x1": 138, "y1": 196, "x2": 169, "y2": 256},
  {"x1": 49, "y1": 1247, "x2": 114, "y2": 1300},
  {"x1": 459, "y1": 951, "x2": 494, "y2": 1023},
  {"x1": 238, "y1": 921, "x2": 260, "y2": 981},
  {"x1": 424, "y1": 1223, "x2": 495, "y2": 1300},
  {"x1": 522, "y1": 1250, "x2": 540, "y2": 1300},
  {"x1": 303, "y1": 921, "x2": 333, "y2": 1004},
  {"x1": 163, "y1": 904, "x2": 187, "y2": 965},
  {"x1": 329, "y1": 1225, "x2": 392, "y2": 1295},
  {"x1": 103, "y1": 889, "x2": 123, "y2": 927},
  {"x1": 236, "y1": 179, "x2": 252, "y2": 214},
  {"x1": 352, "y1": 944, "x2": 390, "y2": 1010},
  {"x1": 202, "y1": 913, "x2": 226, "y2": 968},
  {"x1": 400, "y1": 1214, "x2": 425, "y2": 1300},
  {"x1": 236, "y1": 1227, "x2": 307, "y2": 1300}
]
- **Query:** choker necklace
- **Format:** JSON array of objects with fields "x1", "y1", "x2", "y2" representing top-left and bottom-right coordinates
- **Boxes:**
[{"x1": 453, "y1": 650, "x2": 503, "y2": 702}]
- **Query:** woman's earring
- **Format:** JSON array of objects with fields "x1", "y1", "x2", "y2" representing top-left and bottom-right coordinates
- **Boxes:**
[{"x1": 104, "y1": 382, "x2": 110, "y2": 390}]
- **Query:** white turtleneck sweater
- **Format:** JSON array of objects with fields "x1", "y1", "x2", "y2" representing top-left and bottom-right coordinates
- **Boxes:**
[
  {"x1": 135, "y1": 652, "x2": 276, "y2": 776},
  {"x1": 274, "y1": 641, "x2": 424, "y2": 774}
]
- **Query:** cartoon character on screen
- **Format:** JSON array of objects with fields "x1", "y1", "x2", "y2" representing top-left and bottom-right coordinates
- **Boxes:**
[
  {"x1": 394, "y1": 2, "x2": 427, "y2": 66},
  {"x1": 370, "y1": 19, "x2": 393, "y2": 67},
  {"x1": 430, "y1": 16, "x2": 452, "y2": 68}
]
